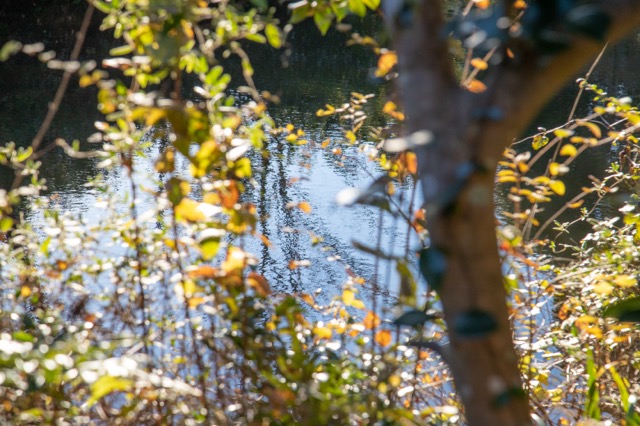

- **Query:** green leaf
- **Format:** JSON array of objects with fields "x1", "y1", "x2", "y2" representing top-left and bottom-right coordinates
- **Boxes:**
[
  {"x1": 109, "y1": 44, "x2": 134, "y2": 56},
  {"x1": 87, "y1": 376, "x2": 133, "y2": 407},
  {"x1": 393, "y1": 309, "x2": 437, "y2": 327},
  {"x1": 0, "y1": 41, "x2": 22, "y2": 62},
  {"x1": 396, "y1": 261, "x2": 417, "y2": 307},
  {"x1": 199, "y1": 238, "x2": 220, "y2": 260},
  {"x1": 313, "y1": 9, "x2": 333, "y2": 35},
  {"x1": 16, "y1": 147, "x2": 33, "y2": 162},
  {"x1": 0, "y1": 217, "x2": 14, "y2": 232},
  {"x1": 289, "y1": 1, "x2": 311, "y2": 24},
  {"x1": 602, "y1": 297, "x2": 640, "y2": 322},
  {"x1": 12, "y1": 331, "x2": 34, "y2": 342},
  {"x1": 249, "y1": 0, "x2": 268, "y2": 11},
  {"x1": 454, "y1": 310, "x2": 497, "y2": 339},
  {"x1": 585, "y1": 349, "x2": 601, "y2": 420},
  {"x1": 246, "y1": 33, "x2": 266, "y2": 44},
  {"x1": 418, "y1": 247, "x2": 447, "y2": 292},
  {"x1": 166, "y1": 177, "x2": 190, "y2": 206},
  {"x1": 265, "y1": 24, "x2": 282, "y2": 49}
]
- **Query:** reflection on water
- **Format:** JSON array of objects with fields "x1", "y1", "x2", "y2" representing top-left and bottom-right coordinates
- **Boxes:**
[{"x1": 2, "y1": 5, "x2": 640, "y2": 301}]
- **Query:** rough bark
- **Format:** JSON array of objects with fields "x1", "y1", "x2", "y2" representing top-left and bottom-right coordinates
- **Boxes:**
[{"x1": 384, "y1": 0, "x2": 640, "y2": 424}]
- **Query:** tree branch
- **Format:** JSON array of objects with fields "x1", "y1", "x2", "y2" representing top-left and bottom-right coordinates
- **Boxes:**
[{"x1": 476, "y1": 0, "x2": 640, "y2": 163}]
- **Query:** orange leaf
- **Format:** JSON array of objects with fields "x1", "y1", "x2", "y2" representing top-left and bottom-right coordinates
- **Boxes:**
[
  {"x1": 466, "y1": 79, "x2": 487, "y2": 93},
  {"x1": 363, "y1": 311, "x2": 381, "y2": 330},
  {"x1": 470, "y1": 58, "x2": 488, "y2": 70},
  {"x1": 473, "y1": 0, "x2": 490, "y2": 9},
  {"x1": 375, "y1": 329, "x2": 392, "y2": 347},
  {"x1": 188, "y1": 265, "x2": 218, "y2": 279},
  {"x1": 247, "y1": 272, "x2": 271, "y2": 297},
  {"x1": 375, "y1": 52, "x2": 397, "y2": 77},
  {"x1": 297, "y1": 201, "x2": 312, "y2": 214},
  {"x1": 405, "y1": 152, "x2": 418, "y2": 175},
  {"x1": 219, "y1": 181, "x2": 240, "y2": 209}
]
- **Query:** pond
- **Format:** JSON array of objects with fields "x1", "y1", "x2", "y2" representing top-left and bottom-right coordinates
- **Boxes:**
[{"x1": 2, "y1": 4, "x2": 640, "y2": 306}]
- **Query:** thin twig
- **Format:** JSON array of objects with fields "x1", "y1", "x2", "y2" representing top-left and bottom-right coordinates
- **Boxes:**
[{"x1": 12, "y1": 4, "x2": 95, "y2": 191}]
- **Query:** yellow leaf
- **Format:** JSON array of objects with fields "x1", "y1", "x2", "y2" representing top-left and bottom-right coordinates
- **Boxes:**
[
  {"x1": 375, "y1": 51, "x2": 397, "y2": 77},
  {"x1": 470, "y1": 58, "x2": 488, "y2": 70},
  {"x1": 577, "y1": 120, "x2": 601, "y2": 138},
  {"x1": 592, "y1": 281, "x2": 613, "y2": 295},
  {"x1": 517, "y1": 162, "x2": 529, "y2": 173},
  {"x1": 20, "y1": 286, "x2": 31, "y2": 297},
  {"x1": 549, "y1": 180, "x2": 566, "y2": 196},
  {"x1": 351, "y1": 299, "x2": 365, "y2": 310},
  {"x1": 175, "y1": 198, "x2": 206, "y2": 222},
  {"x1": 567, "y1": 199, "x2": 584, "y2": 209},
  {"x1": 321, "y1": 138, "x2": 331, "y2": 148},
  {"x1": 222, "y1": 247, "x2": 246, "y2": 274},
  {"x1": 614, "y1": 275, "x2": 637, "y2": 288},
  {"x1": 342, "y1": 289, "x2": 355, "y2": 306},
  {"x1": 559, "y1": 144, "x2": 578, "y2": 157},
  {"x1": 549, "y1": 162, "x2": 561, "y2": 176},
  {"x1": 375, "y1": 329, "x2": 392, "y2": 347},
  {"x1": 182, "y1": 279, "x2": 202, "y2": 297},
  {"x1": 382, "y1": 101, "x2": 405, "y2": 121},
  {"x1": 498, "y1": 175, "x2": 518, "y2": 183},
  {"x1": 554, "y1": 129, "x2": 574, "y2": 139},
  {"x1": 313, "y1": 326, "x2": 332, "y2": 340},
  {"x1": 466, "y1": 79, "x2": 487, "y2": 93}
]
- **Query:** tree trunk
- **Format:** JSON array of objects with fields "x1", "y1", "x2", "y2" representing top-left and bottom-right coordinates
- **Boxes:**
[{"x1": 384, "y1": 0, "x2": 640, "y2": 424}]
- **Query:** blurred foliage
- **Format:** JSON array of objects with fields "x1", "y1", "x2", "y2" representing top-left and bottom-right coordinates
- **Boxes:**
[{"x1": 2, "y1": 0, "x2": 640, "y2": 424}]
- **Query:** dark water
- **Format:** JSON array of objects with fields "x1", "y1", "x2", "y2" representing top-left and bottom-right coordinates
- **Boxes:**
[{"x1": 2, "y1": 4, "x2": 640, "y2": 300}]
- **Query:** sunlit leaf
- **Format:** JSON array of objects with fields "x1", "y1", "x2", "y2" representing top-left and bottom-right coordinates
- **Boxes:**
[
  {"x1": 614, "y1": 275, "x2": 637, "y2": 288},
  {"x1": 559, "y1": 144, "x2": 578, "y2": 157},
  {"x1": 342, "y1": 289, "x2": 355, "y2": 306},
  {"x1": 374, "y1": 329, "x2": 392, "y2": 347},
  {"x1": 470, "y1": 58, "x2": 488, "y2": 70},
  {"x1": 265, "y1": 23, "x2": 283, "y2": 49},
  {"x1": 549, "y1": 180, "x2": 566, "y2": 196},
  {"x1": 313, "y1": 326, "x2": 332, "y2": 339},
  {"x1": 567, "y1": 199, "x2": 585, "y2": 209},
  {"x1": 363, "y1": 311, "x2": 380, "y2": 329},
  {"x1": 87, "y1": 376, "x2": 133, "y2": 407},
  {"x1": 466, "y1": 79, "x2": 487, "y2": 93},
  {"x1": 577, "y1": 120, "x2": 602, "y2": 138},
  {"x1": 175, "y1": 198, "x2": 206, "y2": 222},
  {"x1": 554, "y1": 129, "x2": 575, "y2": 139},
  {"x1": 375, "y1": 51, "x2": 397, "y2": 77}
]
